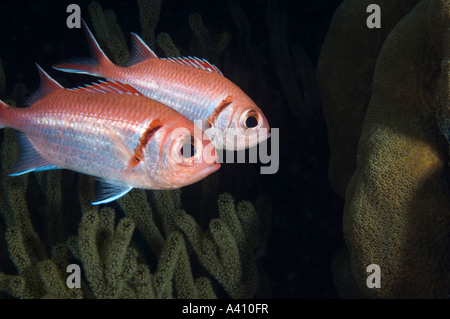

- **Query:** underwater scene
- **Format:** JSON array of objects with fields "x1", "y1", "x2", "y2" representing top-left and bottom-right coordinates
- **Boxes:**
[{"x1": 0, "y1": 0, "x2": 449, "y2": 301}]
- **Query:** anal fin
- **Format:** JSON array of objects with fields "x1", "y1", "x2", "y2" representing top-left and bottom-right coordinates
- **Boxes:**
[{"x1": 92, "y1": 178, "x2": 133, "y2": 205}]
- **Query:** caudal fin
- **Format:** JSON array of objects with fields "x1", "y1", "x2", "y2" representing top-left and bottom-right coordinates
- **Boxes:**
[
  {"x1": 53, "y1": 19, "x2": 114, "y2": 77},
  {"x1": 0, "y1": 99, "x2": 11, "y2": 128}
]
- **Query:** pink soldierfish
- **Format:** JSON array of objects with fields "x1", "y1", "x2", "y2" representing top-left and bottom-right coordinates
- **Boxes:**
[
  {"x1": 0, "y1": 65, "x2": 220, "y2": 205},
  {"x1": 54, "y1": 21, "x2": 270, "y2": 150}
]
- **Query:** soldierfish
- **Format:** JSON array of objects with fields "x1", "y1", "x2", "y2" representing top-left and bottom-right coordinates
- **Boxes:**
[
  {"x1": 54, "y1": 21, "x2": 270, "y2": 150},
  {"x1": 0, "y1": 65, "x2": 220, "y2": 205}
]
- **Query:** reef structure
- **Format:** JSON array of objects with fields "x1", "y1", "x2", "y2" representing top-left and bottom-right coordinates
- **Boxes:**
[{"x1": 319, "y1": 0, "x2": 450, "y2": 298}]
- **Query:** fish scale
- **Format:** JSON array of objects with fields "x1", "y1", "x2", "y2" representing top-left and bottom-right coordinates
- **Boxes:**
[
  {"x1": 0, "y1": 66, "x2": 220, "y2": 205},
  {"x1": 11, "y1": 93, "x2": 161, "y2": 180},
  {"x1": 124, "y1": 65, "x2": 223, "y2": 122}
]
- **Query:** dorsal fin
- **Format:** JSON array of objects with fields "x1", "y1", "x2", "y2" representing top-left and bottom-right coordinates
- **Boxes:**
[
  {"x1": 69, "y1": 80, "x2": 144, "y2": 96},
  {"x1": 124, "y1": 33, "x2": 158, "y2": 67},
  {"x1": 163, "y1": 56, "x2": 223, "y2": 75},
  {"x1": 25, "y1": 64, "x2": 64, "y2": 106}
]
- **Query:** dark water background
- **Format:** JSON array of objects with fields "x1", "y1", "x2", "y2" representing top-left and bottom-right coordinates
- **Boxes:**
[{"x1": 0, "y1": 0, "x2": 345, "y2": 298}]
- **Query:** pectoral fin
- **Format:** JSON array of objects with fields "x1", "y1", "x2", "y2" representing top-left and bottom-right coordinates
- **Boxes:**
[{"x1": 100, "y1": 122, "x2": 134, "y2": 167}]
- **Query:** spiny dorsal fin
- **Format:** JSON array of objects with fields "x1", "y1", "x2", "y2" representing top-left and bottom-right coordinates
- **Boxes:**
[
  {"x1": 163, "y1": 56, "x2": 223, "y2": 75},
  {"x1": 25, "y1": 64, "x2": 64, "y2": 106},
  {"x1": 69, "y1": 80, "x2": 144, "y2": 96},
  {"x1": 124, "y1": 33, "x2": 158, "y2": 67}
]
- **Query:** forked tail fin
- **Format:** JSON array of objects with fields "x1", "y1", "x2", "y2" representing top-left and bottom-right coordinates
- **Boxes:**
[{"x1": 53, "y1": 19, "x2": 115, "y2": 77}]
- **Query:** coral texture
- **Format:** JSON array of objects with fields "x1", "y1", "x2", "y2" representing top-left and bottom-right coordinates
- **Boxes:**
[
  {"x1": 317, "y1": 0, "x2": 420, "y2": 197},
  {"x1": 320, "y1": 0, "x2": 450, "y2": 298}
]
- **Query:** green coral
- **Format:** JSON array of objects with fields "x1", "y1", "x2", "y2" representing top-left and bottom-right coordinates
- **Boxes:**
[
  {"x1": 87, "y1": 1, "x2": 129, "y2": 65},
  {"x1": 0, "y1": 158, "x2": 268, "y2": 299},
  {"x1": 176, "y1": 193, "x2": 263, "y2": 298},
  {"x1": 0, "y1": 59, "x2": 5, "y2": 98},
  {"x1": 157, "y1": 32, "x2": 181, "y2": 57},
  {"x1": 137, "y1": 0, "x2": 161, "y2": 49}
]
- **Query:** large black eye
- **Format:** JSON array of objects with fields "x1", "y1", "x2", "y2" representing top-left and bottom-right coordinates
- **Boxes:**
[
  {"x1": 245, "y1": 115, "x2": 258, "y2": 129},
  {"x1": 180, "y1": 142, "x2": 196, "y2": 158}
]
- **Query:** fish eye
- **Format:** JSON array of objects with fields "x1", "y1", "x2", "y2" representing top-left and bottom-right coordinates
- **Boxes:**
[
  {"x1": 180, "y1": 141, "x2": 196, "y2": 158},
  {"x1": 242, "y1": 110, "x2": 260, "y2": 130},
  {"x1": 245, "y1": 115, "x2": 258, "y2": 129}
]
